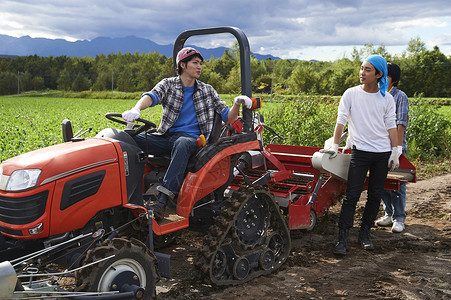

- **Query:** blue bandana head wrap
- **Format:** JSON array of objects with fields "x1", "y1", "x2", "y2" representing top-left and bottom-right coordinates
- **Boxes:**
[{"x1": 364, "y1": 55, "x2": 388, "y2": 97}]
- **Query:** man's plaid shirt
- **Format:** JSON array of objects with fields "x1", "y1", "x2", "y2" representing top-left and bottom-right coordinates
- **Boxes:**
[
  {"x1": 390, "y1": 86, "x2": 409, "y2": 150},
  {"x1": 148, "y1": 76, "x2": 228, "y2": 141}
]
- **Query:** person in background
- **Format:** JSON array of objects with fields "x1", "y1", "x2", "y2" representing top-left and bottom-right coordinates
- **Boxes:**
[
  {"x1": 321, "y1": 55, "x2": 399, "y2": 255},
  {"x1": 376, "y1": 62, "x2": 409, "y2": 233},
  {"x1": 122, "y1": 47, "x2": 252, "y2": 220}
]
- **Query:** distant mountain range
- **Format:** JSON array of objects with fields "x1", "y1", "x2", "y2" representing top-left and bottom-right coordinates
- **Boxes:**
[{"x1": 0, "y1": 34, "x2": 280, "y2": 60}]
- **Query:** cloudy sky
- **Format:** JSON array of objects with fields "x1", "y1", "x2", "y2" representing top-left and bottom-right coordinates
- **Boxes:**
[{"x1": 1, "y1": 0, "x2": 450, "y2": 61}]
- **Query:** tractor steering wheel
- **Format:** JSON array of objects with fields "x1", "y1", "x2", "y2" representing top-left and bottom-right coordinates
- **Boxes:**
[{"x1": 105, "y1": 113, "x2": 157, "y2": 137}]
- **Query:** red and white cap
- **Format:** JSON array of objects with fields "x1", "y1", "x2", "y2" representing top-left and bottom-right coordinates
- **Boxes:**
[{"x1": 176, "y1": 47, "x2": 203, "y2": 65}]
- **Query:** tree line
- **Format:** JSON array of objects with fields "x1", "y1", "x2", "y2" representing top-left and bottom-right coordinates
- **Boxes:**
[{"x1": 0, "y1": 37, "x2": 450, "y2": 97}]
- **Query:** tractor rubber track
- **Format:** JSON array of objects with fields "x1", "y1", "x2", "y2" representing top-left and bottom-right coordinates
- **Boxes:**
[{"x1": 195, "y1": 185, "x2": 291, "y2": 285}]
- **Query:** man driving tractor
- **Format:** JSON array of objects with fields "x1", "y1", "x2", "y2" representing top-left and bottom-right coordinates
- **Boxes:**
[{"x1": 122, "y1": 47, "x2": 252, "y2": 219}]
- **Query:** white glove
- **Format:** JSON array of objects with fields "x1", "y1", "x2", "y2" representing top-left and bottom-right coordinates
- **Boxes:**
[
  {"x1": 122, "y1": 107, "x2": 141, "y2": 122},
  {"x1": 319, "y1": 143, "x2": 339, "y2": 159},
  {"x1": 343, "y1": 137, "x2": 352, "y2": 151},
  {"x1": 234, "y1": 95, "x2": 252, "y2": 109},
  {"x1": 323, "y1": 137, "x2": 333, "y2": 150},
  {"x1": 397, "y1": 145, "x2": 403, "y2": 159},
  {"x1": 388, "y1": 146, "x2": 400, "y2": 171}
]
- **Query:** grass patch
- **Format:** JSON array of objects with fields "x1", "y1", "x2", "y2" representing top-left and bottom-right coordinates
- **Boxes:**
[{"x1": 412, "y1": 159, "x2": 451, "y2": 180}]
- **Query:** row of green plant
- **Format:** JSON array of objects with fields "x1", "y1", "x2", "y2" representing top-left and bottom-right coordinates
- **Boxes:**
[
  {"x1": 0, "y1": 97, "x2": 130, "y2": 161},
  {"x1": 1, "y1": 95, "x2": 449, "y2": 169},
  {"x1": 1, "y1": 37, "x2": 451, "y2": 98},
  {"x1": 15, "y1": 89, "x2": 451, "y2": 107}
]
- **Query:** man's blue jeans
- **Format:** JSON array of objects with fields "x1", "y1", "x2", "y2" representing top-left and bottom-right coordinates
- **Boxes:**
[
  {"x1": 381, "y1": 183, "x2": 407, "y2": 223},
  {"x1": 133, "y1": 132, "x2": 199, "y2": 195},
  {"x1": 381, "y1": 149, "x2": 407, "y2": 223}
]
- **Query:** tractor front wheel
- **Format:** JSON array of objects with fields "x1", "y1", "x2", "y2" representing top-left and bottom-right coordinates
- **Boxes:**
[{"x1": 75, "y1": 237, "x2": 159, "y2": 300}]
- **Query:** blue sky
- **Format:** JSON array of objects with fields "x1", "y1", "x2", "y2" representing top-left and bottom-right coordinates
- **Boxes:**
[{"x1": 1, "y1": 0, "x2": 450, "y2": 61}]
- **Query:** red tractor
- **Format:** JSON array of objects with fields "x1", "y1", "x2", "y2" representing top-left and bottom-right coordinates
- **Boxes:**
[{"x1": 0, "y1": 27, "x2": 416, "y2": 299}]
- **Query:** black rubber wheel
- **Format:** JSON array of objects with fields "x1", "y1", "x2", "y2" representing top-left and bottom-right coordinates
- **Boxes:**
[
  {"x1": 233, "y1": 256, "x2": 250, "y2": 281},
  {"x1": 266, "y1": 232, "x2": 284, "y2": 262},
  {"x1": 211, "y1": 249, "x2": 227, "y2": 280},
  {"x1": 75, "y1": 237, "x2": 159, "y2": 300},
  {"x1": 234, "y1": 191, "x2": 270, "y2": 249},
  {"x1": 259, "y1": 248, "x2": 275, "y2": 271},
  {"x1": 305, "y1": 208, "x2": 317, "y2": 231}
]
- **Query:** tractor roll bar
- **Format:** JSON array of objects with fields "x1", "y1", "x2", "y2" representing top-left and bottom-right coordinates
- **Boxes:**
[{"x1": 173, "y1": 26, "x2": 253, "y2": 132}]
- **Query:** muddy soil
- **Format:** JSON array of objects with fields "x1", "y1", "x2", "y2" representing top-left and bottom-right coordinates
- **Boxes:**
[{"x1": 155, "y1": 173, "x2": 451, "y2": 300}]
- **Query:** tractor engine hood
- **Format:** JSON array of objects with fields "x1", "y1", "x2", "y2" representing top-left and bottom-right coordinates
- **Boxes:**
[{"x1": 0, "y1": 138, "x2": 119, "y2": 191}]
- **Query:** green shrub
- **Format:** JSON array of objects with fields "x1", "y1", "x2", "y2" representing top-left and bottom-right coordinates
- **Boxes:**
[
  {"x1": 407, "y1": 99, "x2": 450, "y2": 160},
  {"x1": 262, "y1": 95, "x2": 338, "y2": 146},
  {"x1": 262, "y1": 94, "x2": 451, "y2": 163}
]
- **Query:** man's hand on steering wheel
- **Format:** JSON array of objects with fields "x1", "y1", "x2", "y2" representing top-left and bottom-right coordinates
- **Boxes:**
[
  {"x1": 122, "y1": 107, "x2": 141, "y2": 122},
  {"x1": 105, "y1": 113, "x2": 157, "y2": 137}
]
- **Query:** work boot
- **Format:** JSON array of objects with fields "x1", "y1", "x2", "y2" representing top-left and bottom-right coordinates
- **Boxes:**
[
  {"x1": 358, "y1": 225, "x2": 374, "y2": 250},
  {"x1": 334, "y1": 228, "x2": 349, "y2": 255},
  {"x1": 151, "y1": 193, "x2": 169, "y2": 220}
]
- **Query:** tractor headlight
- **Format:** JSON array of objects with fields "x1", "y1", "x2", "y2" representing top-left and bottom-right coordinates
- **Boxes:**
[{"x1": 3, "y1": 169, "x2": 42, "y2": 191}]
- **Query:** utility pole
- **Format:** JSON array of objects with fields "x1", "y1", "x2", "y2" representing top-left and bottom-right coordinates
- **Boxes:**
[
  {"x1": 270, "y1": 62, "x2": 275, "y2": 102},
  {"x1": 111, "y1": 71, "x2": 114, "y2": 99},
  {"x1": 17, "y1": 71, "x2": 20, "y2": 94}
]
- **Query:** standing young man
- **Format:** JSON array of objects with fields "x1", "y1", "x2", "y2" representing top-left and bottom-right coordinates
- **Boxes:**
[
  {"x1": 122, "y1": 47, "x2": 252, "y2": 219},
  {"x1": 376, "y1": 62, "x2": 409, "y2": 233},
  {"x1": 321, "y1": 55, "x2": 399, "y2": 255}
]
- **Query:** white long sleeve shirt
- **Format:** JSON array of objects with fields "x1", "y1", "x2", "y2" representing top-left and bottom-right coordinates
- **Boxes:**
[{"x1": 337, "y1": 85, "x2": 397, "y2": 153}]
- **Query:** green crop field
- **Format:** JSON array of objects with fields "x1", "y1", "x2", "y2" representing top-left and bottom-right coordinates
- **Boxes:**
[
  {"x1": 1, "y1": 95, "x2": 450, "y2": 164},
  {"x1": 0, "y1": 95, "x2": 245, "y2": 162},
  {"x1": 438, "y1": 105, "x2": 451, "y2": 119},
  {"x1": 0, "y1": 97, "x2": 162, "y2": 162}
]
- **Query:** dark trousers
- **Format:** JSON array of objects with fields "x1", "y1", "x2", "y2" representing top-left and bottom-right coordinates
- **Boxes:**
[
  {"x1": 338, "y1": 148, "x2": 391, "y2": 229},
  {"x1": 133, "y1": 132, "x2": 199, "y2": 195}
]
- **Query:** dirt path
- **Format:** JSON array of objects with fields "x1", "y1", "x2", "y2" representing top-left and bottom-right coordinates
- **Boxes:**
[{"x1": 156, "y1": 173, "x2": 451, "y2": 299}]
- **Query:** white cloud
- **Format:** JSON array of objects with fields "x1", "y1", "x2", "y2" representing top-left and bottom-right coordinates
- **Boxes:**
[
  {"x1": 392, "y1": 18, "x2": 448, "y2": 30},
  {"x1": 0, "y1": 0, "x2": 450, "y2": 60},
  {"x1": 430, "y1": 33, "x2": 451, "y2": 46}
]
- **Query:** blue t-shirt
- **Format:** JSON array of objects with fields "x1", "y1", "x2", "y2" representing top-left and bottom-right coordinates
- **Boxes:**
[
  {"x1": 169, "y1": 86, "x2": 201, "y2": 137},
  {"x1": 144, "y1": 87, "x2": 230, "y2": 139}
]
